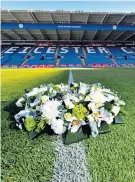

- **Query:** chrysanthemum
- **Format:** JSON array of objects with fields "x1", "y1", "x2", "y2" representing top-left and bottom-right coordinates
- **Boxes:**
[{"x1": 41, "y1": 99, "x2": 62, "y2": 121}]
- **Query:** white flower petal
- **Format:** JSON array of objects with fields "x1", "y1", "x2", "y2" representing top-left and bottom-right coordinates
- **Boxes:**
[
  {"x1": 64, "y1": 99, "x2": 74, "y2": 109},
  {"x1": 51, "y1": 119, "x2": 64, "y2": 135},
  {"x1": 14, "y1": 110, "x2": 30, "y2": 122},
  {"x1": 71, "y1": 125, "x2": 80, "y2": 133},
  {"x1": 111, "y1": 106, "x2": 120, "y2": 116},
  {"x1": 16, "y1": 97, "x2": 25, "y2": 107},
  {"x1": 25, "y1": 88, "x2": 39, "y2": 97},
  {"x1": 41, "y1": 100, "x2": 62, "y2": 120}
]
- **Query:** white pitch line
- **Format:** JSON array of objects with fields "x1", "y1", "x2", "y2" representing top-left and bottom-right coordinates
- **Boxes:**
[
  {"x1": 51, "y1": 137, "x2": 91, "y2": 182},
  {"x1": 51, "y1": 70, "x2": 91, "y2": 182},
  {"x1": 68, "y1": 69, "x2": 74, "y2": 86}
]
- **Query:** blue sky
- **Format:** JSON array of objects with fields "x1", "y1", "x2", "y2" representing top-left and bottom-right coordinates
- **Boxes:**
[{"x1": 1, "y1": 1, "x2": 135, "y2": 12}]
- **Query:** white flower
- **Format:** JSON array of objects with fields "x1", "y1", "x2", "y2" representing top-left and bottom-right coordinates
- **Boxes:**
[
  {"x1": 119, "y1": 100, "x2": 125, "y2": 106},
  {"x1": 25, "y1": 88, "x2": 39, "y2": 97},
  {"x1": 102, "y1": 88, "x2": 112, "y2": 94},
  {"x1": 58, "y1": 84, "x2": 69, "y2": 93},
  {"x1": 114, "y1": 96, "x2": 119, "y2": 102},
  {"x1": 88, "y1": 102, "x2": 98, "y2": 112},
  {"x1": 41, "y1": 100, "x2": 62, "y2": 120},
  {"x1": 78, "y1": 82, "x2": 88, "y2": 95},
  {"x1": 72, "y1": 83, "x2": 78, "y2": 87},
  {"x1": 14, "y1": 109, "x2": 30, "y2": 122},
  {"x1": 29, "y1": 93, "x2": 42, "y2": 107},
  {"x1": 51, "y1": 118, "x2": 64, "y2": 135},
  {"x1": 65, "y1": 116, "x2": 77, "y2": 122},
  {"x1": 39, "y1": 86, "x2": 48, "y2": 93},
  {"x1": 70, "y1": 125, "x2": 80, "y2": 133},
  {"x1": 84, "y1": 95, "x2": 91, "y2": 101},
  {"x1": 41, "y1": 95, "x2": 49, "y2": 103},
  {"x1": 68, "y1": 120, "x2": 86, "y2": 133},
  {"x1": 111, "y1": 106, "x2": 120, "y2": 116},
  {"x1": 87, "y1": 115, "x2": 95, "y2": 122},
  {"x1": 90, "y1": 90, "x2": 107, "y2": 104},
  {"x1": 64, "y1": 93, "x2": 79, "y2": 103},
  {"x1": 16, "y1": 97, "x2": 25, "y2": 107},
  {"x1": 64, "y1": 99, "x2": 74, "y2": 109},
  {"x1": 49, "y1": 87, "x2": 57, "y2": 96},
  {"x1": 70, "y1": 95, "x2": 79, "y2": 102},
  {"x1": 89, "y1": 121, "x2": 99, "y2": 137},
  {"x1": 49, "y1": 87, "x2": 53, "y2": 93},
  {"x1": 106, "y1": 114, "x2": 114, "y2": 124},
  {"x1": 106, "y1": 94, "x2": 115, "y2": 102},
  {"x1": 99, "y1": 107, "x2": 114, "y2": 124},
  {"x1": 79, "y1": 95, "x2": 84, "y2": 101}
]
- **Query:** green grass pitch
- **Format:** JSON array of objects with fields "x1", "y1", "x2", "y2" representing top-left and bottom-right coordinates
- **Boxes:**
[{"x1": 1, "y1": 68, "x2": 135, "y2": 182}]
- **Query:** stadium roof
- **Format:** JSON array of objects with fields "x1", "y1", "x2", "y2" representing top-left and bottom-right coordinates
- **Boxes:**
[{"x1": 1, "y1": 10, "x2": 135, "y2": 42}]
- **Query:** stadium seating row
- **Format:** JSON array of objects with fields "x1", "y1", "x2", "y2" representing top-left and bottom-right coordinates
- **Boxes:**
[{"x1": 1, "y1": 46, "x2": 135, "y2": 66}]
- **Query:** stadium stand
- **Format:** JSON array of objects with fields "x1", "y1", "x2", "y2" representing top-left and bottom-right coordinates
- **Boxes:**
[
  {"x1": 1, "y1": 10, "x2": 135, "y2": 68},
  {"x1": 1, "y1": 46, "x2": 135, "y2": 66},
  {"x1": 108, "y1": 47, "x2": 135, "y2": 64},
  {"x1": 84, "y1": 47, "x2": 114, "y2": 64},
  {"x1": 24, "y1": 47, "x2": 57, "y2": 65},
  {"x1": 58, "y1": 47, "x2": 83, "y2": 64},
  {"x1": 1, "y1": 47, "x2": 31, "y2": 65}
]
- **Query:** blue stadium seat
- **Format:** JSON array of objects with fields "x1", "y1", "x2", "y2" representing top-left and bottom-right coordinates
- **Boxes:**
[
  {"x1": 85, "y1": 47, "x2": 113, "y2": 64},
  {"x1": 1, "y1": 46, "x2": 135, "y2": 66},
  {"x1": 1, "y1": 46, "x2": 31, "y2": 65},
  {"x1": 108, "y1": 47, "x2": 135, "y2": 64},
  {"x1": 24, "y1": 47, "x2": 56, "y2": 65},
  {"x1": 58, "y1": 47, "x2": 83, "y2": 64}
]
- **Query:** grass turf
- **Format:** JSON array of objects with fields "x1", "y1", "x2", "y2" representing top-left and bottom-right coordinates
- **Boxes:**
[
  {"x1": 73, "y1": 68, "x2": 135, "y2": 182},
  {"x1": 1, "y1": 68, "x2": 135, "y2": 182},
  {"x1": 1, "y1": 68, "x2": 69, "y2": 182}
]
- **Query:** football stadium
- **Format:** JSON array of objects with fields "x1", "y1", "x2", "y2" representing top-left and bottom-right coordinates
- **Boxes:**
[
  {"x1": 1, "y1": 2, "x2": 135, "y2": 182},
  {"x1": 1, "y1": 10, "x2": 135, "y2": 68}
]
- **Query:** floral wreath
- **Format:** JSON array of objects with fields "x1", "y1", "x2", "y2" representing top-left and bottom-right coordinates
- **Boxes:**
[{"x1": 14, "y1": 82, "x2": 125, "y2": 144}]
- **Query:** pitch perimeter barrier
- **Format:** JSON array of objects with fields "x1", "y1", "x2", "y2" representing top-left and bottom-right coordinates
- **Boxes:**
[{"x1": 1, "y1": 64, "x2": 135, "y2": 68}]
